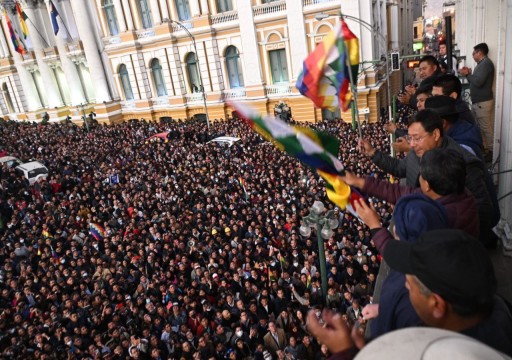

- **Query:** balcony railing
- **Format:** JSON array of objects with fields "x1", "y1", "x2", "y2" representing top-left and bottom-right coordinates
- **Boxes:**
[
  {"x1": 222, "y1": 88, "x2": 246, "y2": 100},
  {"x1": 253, "y1": 0, "x2": 286, "y2": 17},
  {"x1": 170, "y1": 20, "x2": 193, "y2": 33},
  {"x1": 43, "y1": 46, "x2": 58, "y2": 57},
  {"x1": 265, "y1": 84, "x2": 294, "y2": 96},
  {"x1": 103, "y1": 36, "x2": 121, "y2": 46},
  {"x1": 211, "y1": 10, "x2": 239, "y2": 25},
  {"x1": 153, "y1": 96, "x2": 169, "y2": 106},
  {"x1": 136, "y1": 28, "x2": 155, "y2": 39},
  {"x1": 66, "y1": 40, "x2": 84, "y2": 53},
  {"x1": 303, "y1": 0, "x2": 339, "y2": 6},
  {"x1": 122, "y1": 100, "x2": 136, "y2": 110},
  {"x1": 22, "y1": 51, "x2": 36, "y2": 61},
  {"x1": 185, "y1": 93, "x2": 204, "y2": 103}
]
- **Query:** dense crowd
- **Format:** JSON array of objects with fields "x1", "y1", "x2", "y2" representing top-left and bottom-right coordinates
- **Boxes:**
[{"x1": 0, "y1": 107, "x2": 412, "y2": 360}]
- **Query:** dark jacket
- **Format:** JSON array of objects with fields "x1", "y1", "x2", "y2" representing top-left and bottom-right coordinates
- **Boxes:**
[
  {"x1": 446, "y1": 119, "x2": 484, "y2": 160},
  {"x1": 362, "y1": 177, "x2": 479, "y2": 237},
  {"x1": 371, "y1": 271, "x2": 422, "y2": 338},
  {"x1": 371, "y1": 136, "x2": 496, "y2": 244},
  {"x1": 455, "y1": 98, "x2": 476, "y2": 125},
  {"x1": 461, "y1": 296, "x2": 512, "y2": 357}
]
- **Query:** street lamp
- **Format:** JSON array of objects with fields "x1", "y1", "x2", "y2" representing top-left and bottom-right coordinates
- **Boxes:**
[
  {"x1": 315, "y1": 13, "x2": 393, "y2": 129},
  {"x1": 166, "y1": 19, "x2": 210, "y2": 134},
  {"x1": 299, "y1": 201, "x2": 339, "y2": 304},
  {"x1": 78, "y1": 103, "x2": 89, "y2": 132}
]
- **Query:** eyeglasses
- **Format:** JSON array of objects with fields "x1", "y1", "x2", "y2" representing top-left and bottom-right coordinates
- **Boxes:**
[{"x1": 405, "y1": 133, "x2": 431, "y2": 144}]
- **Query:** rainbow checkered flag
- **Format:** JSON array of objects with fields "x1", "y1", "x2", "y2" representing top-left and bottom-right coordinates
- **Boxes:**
[
  {"x1": 90, "y1": 223, "x2": 105, "y2": 241},
  {"x1": 230, "y1": 101, "x2": 355, "y2": 210},
  {"x1": 296, "y1": 17, "x2": 359, "y2": 112}
]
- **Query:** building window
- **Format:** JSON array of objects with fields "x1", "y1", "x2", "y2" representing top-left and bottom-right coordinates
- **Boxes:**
[
  {"x1": 103, "y1": 0, "x2": 119, "y2": 35},
  {"x1": 269, "y1": 49, "x2": 288, "y2": 84},
  {"x1": 186, "y1": 53, "x2": 201, "y2": 92},
  {"x1": 119, "y1": 64, "x2": 134, "y2": 100},
  {"x1": 175, "y1": 0, "x2": 191, "y2": 21},
  {"x1": 216, "y1": 0, "x2": 233, "y2": 12},
  {"x1": 137, "y1": 0, "x2": 153, "y2": 29},
  {"x1": 225, "y1": 46, "x2": 244, "y2": 88},
  {"x1": 151, "y1": 59, "x2": 167, "y2": 97},
  {"x1": 2, "y1": 83, "x2": 15, "y2": 113}
]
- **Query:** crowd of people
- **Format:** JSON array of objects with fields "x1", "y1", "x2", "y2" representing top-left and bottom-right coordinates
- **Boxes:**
[
  {"x1": 0, "y1": 109, "x2": 410, "y2": 360},
  {"x1": 0, "y1": 41, "x2": 503, "y2": 360}
]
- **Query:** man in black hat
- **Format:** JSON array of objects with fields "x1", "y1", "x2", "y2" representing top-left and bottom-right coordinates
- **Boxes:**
[
  {"x1": 424, "y1": 95, "x2": 483, "y2": 159},
  {"x1": 307, "y1": 229, "x2": 512, "y2": 359},
  {"x1": 384, "y1": 229, "x2": 512, "y2": 356}
]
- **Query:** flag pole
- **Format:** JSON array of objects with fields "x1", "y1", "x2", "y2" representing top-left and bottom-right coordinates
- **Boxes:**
[
  {"x1": 49, "y1": 0, "x2": 73, "y2": 40},
  {"x1": 9, "y1": 1, "x2": 52, "y2": 48},
  {"x1": 340, "y1": 14, "x2": 363, "y2": 139},
  {"x1": 25, "y1": 17, "x2": 51, "y2": 48}
]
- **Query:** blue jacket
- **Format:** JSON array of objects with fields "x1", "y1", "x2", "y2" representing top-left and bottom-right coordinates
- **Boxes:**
[
  {"x1": 446, "y1": 119, "x2": 484, "y2": 160},
  {"x1": 371, "y1": 270, "x2": 423, "y2": 338}
]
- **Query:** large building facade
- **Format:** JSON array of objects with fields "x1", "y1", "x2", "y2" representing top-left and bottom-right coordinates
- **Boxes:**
[{"x1": 0, "y1": 0, "x2": 416, "y2": 124}]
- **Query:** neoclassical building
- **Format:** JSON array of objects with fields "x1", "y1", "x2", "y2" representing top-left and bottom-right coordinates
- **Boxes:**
[{"x1": 0, "y1": 0, "x2": 418, "y2": 123}]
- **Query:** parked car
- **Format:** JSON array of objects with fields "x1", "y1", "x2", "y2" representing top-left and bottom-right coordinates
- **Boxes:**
[
  {"x1": 15, "y1": 161, "x2": 49, "y2": 185},
  {"x1": 0, "y1": 156, "x2": 22, "y2": 168},
  {"x1": 206, "y1": 136, "x2": 241, "y2": 147}
]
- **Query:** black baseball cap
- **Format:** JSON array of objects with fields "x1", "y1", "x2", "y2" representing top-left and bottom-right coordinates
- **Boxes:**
[{"x1": 384, "y1": 229, "x2": 496, "y2": 308}]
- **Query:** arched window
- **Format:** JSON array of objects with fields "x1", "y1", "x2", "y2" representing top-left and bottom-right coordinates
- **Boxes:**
[
  {"x1": 2, "y1": 83, "x2": 15, "y2": 113},
  {"x1": 103, "y1": 0, "x2": 119, "y2": 35},
  {"x1": 216, "y1": 0, "x2": 233, "y2": 12},
  {"x1": 151, "y1": 59, "x2": 167, "y2": 97},
  {"x1": 137, "y1": 0, "x2": 153, "y2": 29},
  {"x1": 119, "y1": 64, "x2": 134, "y2": 100},
  {"x1": 175, "y1": 0, "x2": 191, "y2": 21},
  {"x1": 269, "y1": 49, "x2": 289, "y2": 83},
  {"x1": 225, "y1": 46, "x2": 244, "y2": 88},
  {"x1": 186, "y1": 53, "x2": 200, "y2": 93}
]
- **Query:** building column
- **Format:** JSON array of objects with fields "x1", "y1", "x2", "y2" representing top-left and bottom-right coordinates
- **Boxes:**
[
  {"x1": 113, "y1": 0, "x2": 128, "y2": 32},
  {"x1": 24, "y1": 5, "x2": 63, "y2": 108},
  {"x1": 159, "y1": 0, "x2": 170, "y2": 21},
  {"x1": 149, "y1": 0, "x2": 162, "y2": 24},
  {"x1": 237, "y1": 0, "x2": 263, "y2": 87},
  {"x1": 0, "y1": 18, "x2": 41, "y2": 111},
  {"x1": 285, "y1": 0, "x2": 308, "y2": 81},
  {"x1": 190, "y1": 0, "x2": 201, "y2": 17},
  {"x1": 199, "y1": 0, "x2": 210, "y2": 15},
  {"x1": 69, "y1": 0, "x2": 112, "y2": 103},
  {"x1": 50, "y1": 14, "x2": 86, "y2": 105},
  {"x1": 129, "y1": 0, "x2": 142, "y2": 29},
  {"x1": 208, "y1": 0, "x2": 217, "y2": 15},
  {"x1": 168, "y1": 1, "x2": 178, "y2": 21},
  {"x1": 122, "y1": 0, "x2": 135, "y2": 30},
  {"x1": 0, "y1": 24, "x2": 9, "y2": 57},
  {"x1": 390, "y1": 4, "x2": 399, "y2": 50}
]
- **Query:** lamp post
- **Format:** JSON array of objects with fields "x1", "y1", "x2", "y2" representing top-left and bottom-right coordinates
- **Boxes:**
[
  {"x1": 315, "y1": 13, "x2": 393, "y2": 129},
  {"x1": 78, "y1": 103, "x2": 89, "y2": 132},
  {"x1": 299, "y1": 201, "x2": 339, "y2": 304},
  {"x1": 167, "y1": 19, "x2": 210, "y2": 134}
]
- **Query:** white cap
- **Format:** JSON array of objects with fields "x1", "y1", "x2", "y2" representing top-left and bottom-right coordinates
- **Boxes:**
[{"x1": 355, "y1": 328, "x2": 511, "y2": 360}]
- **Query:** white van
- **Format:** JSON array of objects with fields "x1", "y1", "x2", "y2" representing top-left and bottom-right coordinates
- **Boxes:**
[
  {"x1": 206, "y1": 136, "x2": 241, "y2": 147},
  {"x1": 0, "y1": 156, "x2": 22, "y2": 168},
  {"x1": 15, "y1": 161, "x2": 49, "y2": 185}
]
